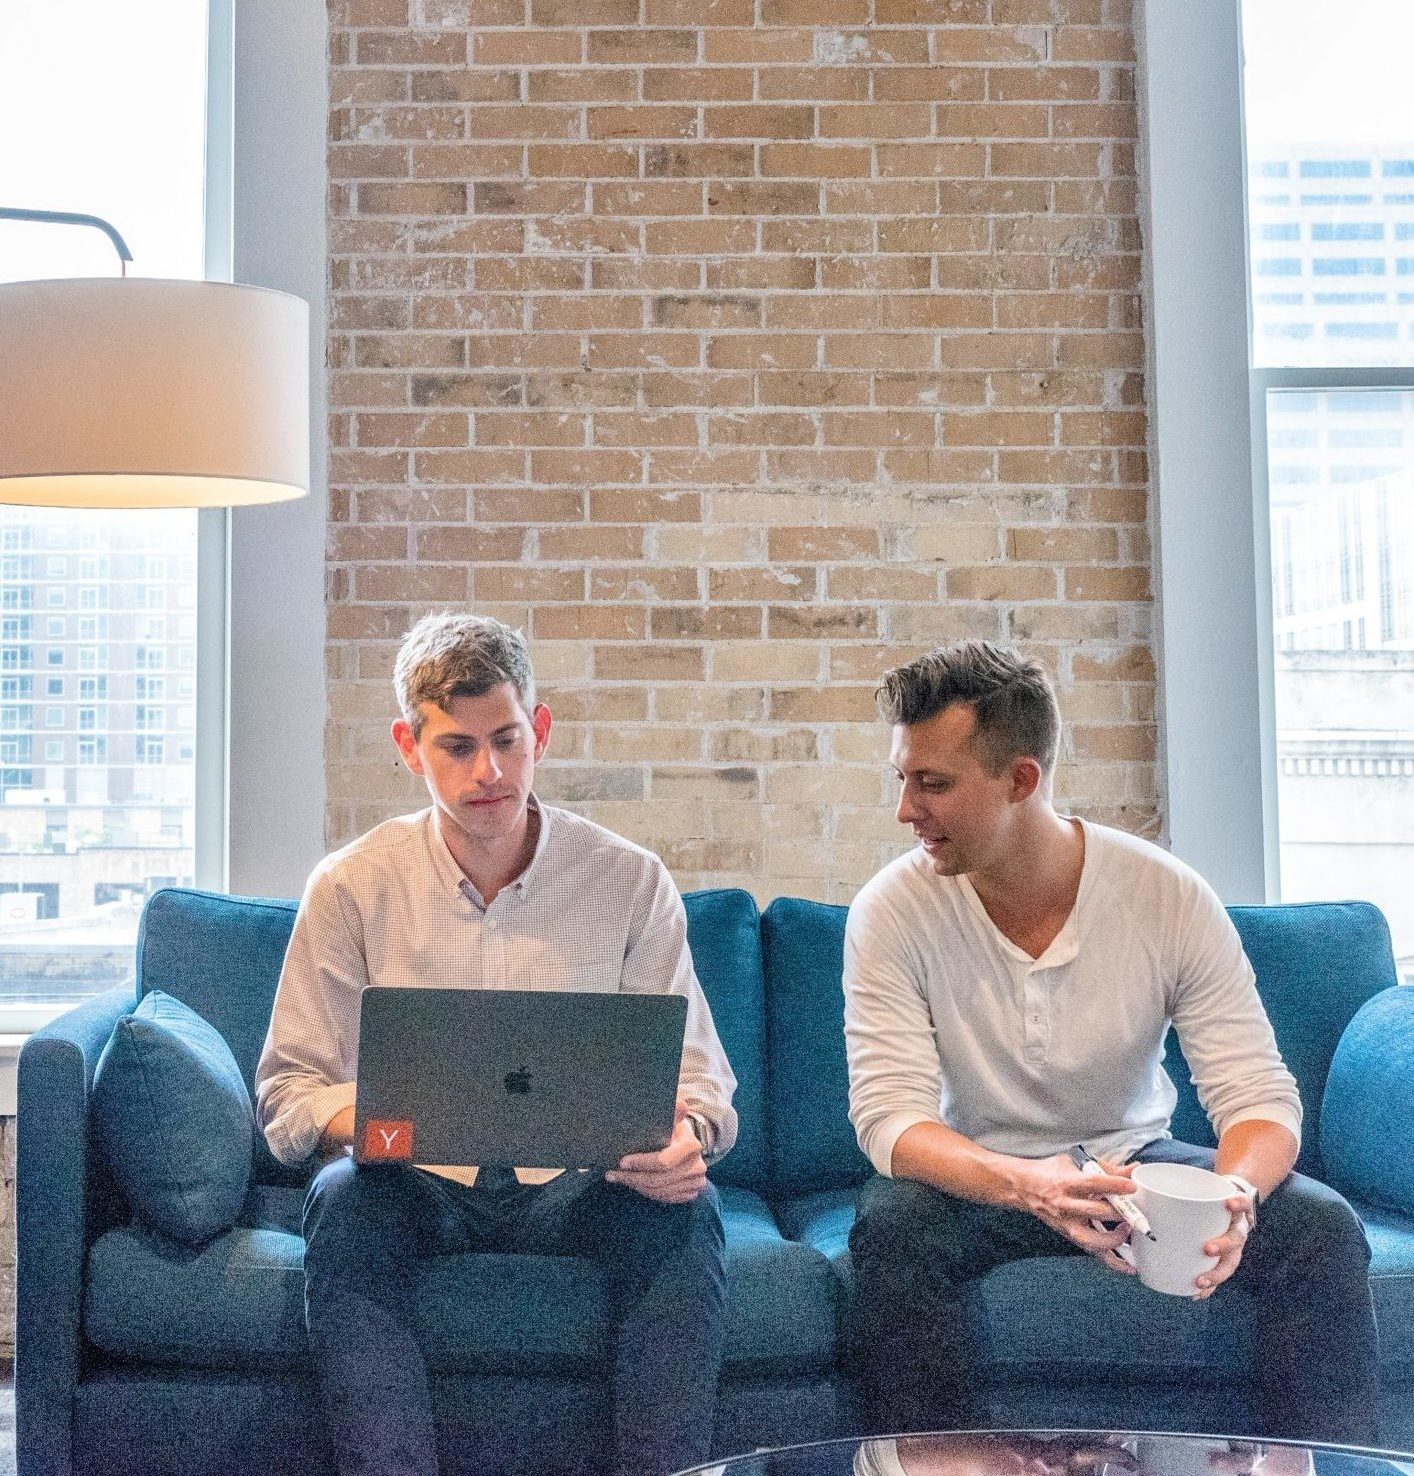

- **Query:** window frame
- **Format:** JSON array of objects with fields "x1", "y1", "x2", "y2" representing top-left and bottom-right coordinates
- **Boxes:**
[
  {"x1": 0, "y1": 0, "x2": 327, "y2": 1058},
  {"x1": 1139, "y1": 0, "x2": 1414, "y2": 902}
]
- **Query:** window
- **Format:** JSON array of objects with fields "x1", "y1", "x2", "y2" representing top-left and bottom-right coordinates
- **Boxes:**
[
  {"x1": 1244, "y1": 0, "x2": 1414, "y2": 980},
  {"x1": 0, "y1": 0, "x2": 213, "y2": 1018}
]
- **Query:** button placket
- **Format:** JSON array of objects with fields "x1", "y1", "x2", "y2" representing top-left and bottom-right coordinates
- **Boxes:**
[{"x1": 1022, "y1": 963, "x2": 1048, "y2": 1061}]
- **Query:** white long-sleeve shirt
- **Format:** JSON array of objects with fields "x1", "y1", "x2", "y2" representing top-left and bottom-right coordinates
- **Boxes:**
[
  {"x1": 844, "y1": 818, "x2": 1301, "y2": 1176},
  {"x1": 255, "y1": 800, "x2": 737, "y2": 1184}
]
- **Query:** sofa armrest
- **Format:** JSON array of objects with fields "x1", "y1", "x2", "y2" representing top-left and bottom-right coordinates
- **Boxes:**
[
  {"x1": 1318, "y1": 984, "x2": 1414, "y2": 1215},
  {"x1": 17, "y1": 984, "x2": 135, "y2": 1476}
]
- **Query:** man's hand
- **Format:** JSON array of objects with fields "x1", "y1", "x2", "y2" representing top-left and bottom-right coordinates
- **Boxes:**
[
  {"x1": 1012, "y1": 1153, "x2": 1137, "y2": 1274},
  {"x1": 605, "y1": 1104, "x2": 709, "y2": 1205},
  {"x1": 1193, "y1": 1187, "x2": 1256, "y2": 1299},
  {"x1": 318, "y1": 1105, "x2": 355, "y2": 1158}
]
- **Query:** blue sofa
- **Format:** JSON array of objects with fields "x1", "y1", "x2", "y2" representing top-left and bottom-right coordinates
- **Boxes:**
[{"x1": 16, "y1": 887, "x2": 1414, "y2": 1475}]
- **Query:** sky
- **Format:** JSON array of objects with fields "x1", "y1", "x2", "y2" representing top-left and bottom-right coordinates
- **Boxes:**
[
  {"x1": 0, "y1": 1, "x2": 208, "y2": 283},
  {"x1": 1243, "y1": 0, "x2": 1414, "y2": 152}
]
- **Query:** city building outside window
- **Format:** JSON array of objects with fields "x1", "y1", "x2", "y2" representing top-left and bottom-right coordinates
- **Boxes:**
[
  {"x1": 0, "y1": 2, "x2": 213, "y2": 1021},
  {"x1": 1245, "y1": 0, "x2": 1414, "y2": 979}
]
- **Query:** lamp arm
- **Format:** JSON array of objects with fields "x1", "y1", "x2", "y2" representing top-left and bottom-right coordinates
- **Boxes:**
[{"x1": 0, "y1": 207, "x2": 134, "y2": 271}]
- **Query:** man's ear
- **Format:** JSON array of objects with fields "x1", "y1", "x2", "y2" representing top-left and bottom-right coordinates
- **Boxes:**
[
  {"x1": 392, "y1": 718, "x2": 423, "y2": 775},
  {"x1": 531, "y1": 703, "x2": 552, "y2": 760},
  {"x1": 1009, "y1": 755, "x2": 1043, "y2": 803}
]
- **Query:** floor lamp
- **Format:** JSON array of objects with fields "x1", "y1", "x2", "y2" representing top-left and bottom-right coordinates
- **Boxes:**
[{"x1": 0, "y1": 207, "x2": 309, "y2": 510}]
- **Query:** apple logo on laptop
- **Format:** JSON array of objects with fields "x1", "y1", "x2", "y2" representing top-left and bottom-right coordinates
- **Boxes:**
[{"x1": 503, "y1": 1068, "x2": 532, "y2": 1095}]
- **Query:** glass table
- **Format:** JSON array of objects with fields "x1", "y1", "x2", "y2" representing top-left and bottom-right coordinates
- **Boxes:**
[{"x1": 675, "y1": 1431, "x2": 1414, "y2": 1476}]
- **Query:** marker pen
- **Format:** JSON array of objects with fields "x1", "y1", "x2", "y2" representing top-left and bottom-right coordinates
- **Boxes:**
[{"x1": 1068, "y1": 1144, "x2": 1157, "y2": 1242}]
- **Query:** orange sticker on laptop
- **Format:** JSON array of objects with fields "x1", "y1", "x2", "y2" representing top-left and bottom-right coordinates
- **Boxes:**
[{"x1": 363, "y1": 1119, "x2": 414, "y2": 1161}]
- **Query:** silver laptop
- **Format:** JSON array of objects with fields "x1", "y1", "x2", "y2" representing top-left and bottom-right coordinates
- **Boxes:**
[{"x1": 352, "y1": 986, "x2": 688, "y2": 1170}]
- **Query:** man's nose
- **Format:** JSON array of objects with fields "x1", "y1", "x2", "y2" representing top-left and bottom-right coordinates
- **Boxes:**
[
  {"x1": 471, "y1": 747, "x2": 501, "y2": 784},
  {"x1": 895, "y1": 784, "x2": 919, "y2": 824}
]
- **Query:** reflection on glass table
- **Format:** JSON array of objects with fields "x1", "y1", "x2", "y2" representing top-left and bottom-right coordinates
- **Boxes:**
[{"x1": 677, "y1": 1431, "x2": 1414, "y2": 1476}]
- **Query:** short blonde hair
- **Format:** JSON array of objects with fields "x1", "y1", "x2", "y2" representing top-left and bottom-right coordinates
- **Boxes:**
[{"x1": 393, "y1": 612, "x2": 535, "y2": 738}]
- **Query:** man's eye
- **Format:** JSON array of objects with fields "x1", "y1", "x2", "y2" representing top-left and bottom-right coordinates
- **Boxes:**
[{"x1": 494, "y1": 736, "x2": 519, "y2": 749}]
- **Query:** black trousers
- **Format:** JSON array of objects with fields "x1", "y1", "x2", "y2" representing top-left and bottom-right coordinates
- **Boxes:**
[
  {"x1": 303, "y1": 1160, "x2": 726, "y2": 1476},
  {"x1": 846, "y1": 1138, "x2": 1381, "y2": 1444}
]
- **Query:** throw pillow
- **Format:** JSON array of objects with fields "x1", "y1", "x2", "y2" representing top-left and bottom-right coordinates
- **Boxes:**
[
  {"x1": 1319, "y1": 984, "x2": 1414, "y2": 1214},
  {"x1": 93, "y1": 990, "x2": 254, "y2": 1244}
]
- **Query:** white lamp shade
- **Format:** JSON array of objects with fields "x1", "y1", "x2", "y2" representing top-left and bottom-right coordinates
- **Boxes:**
[{"x1": 0, "y1": 278, "x2": 310, "y2": 508}]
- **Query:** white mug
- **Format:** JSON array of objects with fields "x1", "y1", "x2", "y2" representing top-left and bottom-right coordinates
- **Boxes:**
[{"x1": 1116, "y1": 1161, "x2": 1241, "y2": 1296}]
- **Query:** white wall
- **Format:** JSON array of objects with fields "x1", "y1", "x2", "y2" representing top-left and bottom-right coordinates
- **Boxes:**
[
  {"x1": 1136, "y1": 0, "x2": 1271, "y2": 902},
  {"x1": 227, "y1": 0, "x2": 328, "y2": 898}
]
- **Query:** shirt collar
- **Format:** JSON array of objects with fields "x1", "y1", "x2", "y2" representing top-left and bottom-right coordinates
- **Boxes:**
[
  {"x1": 514, "y1": 794, "x2": 553, "y2": 897},
  {"x1": 423, "y1": 796, "x2": 554, "y2": 904},
  {"x1": 954, "y1": 816, "x2": 1091, "y2": 972}
]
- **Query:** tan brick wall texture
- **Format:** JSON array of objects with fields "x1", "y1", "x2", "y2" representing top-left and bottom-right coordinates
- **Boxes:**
[{"x1": 325, "y1": 0, "x2": 1156, "y2": 905}]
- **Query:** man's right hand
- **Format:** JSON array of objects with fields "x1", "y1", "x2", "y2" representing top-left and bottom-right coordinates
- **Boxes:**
[
  {"x1": 318, "y1": 1105, "x2": 356, "y2": 1158},
  {"x1": 1011, "y1": 1153, "x2": 1137, "y2": 1273}
]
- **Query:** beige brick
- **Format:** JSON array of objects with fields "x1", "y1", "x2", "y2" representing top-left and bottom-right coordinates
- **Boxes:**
[
  {"x1": 650, "y1": 605, "x2": 764, "y2": 640},
  {"x1": 764, "y1": 764, "x2": 883, "y2": 805},
  {"x1": 655, "y1": 684, "x2": 768, "y2": 721},
  {"x1": 594, "y1": 726, "x2": 706, "y2": 762},
  {"x1": 591, "y1": 566, "x2": 702, "y2": 601},
  {"x1": 650, "y1": 766, "x2": 761, "y2": 801},
  {"x1": 472, "y1": 566, "x2": 585, "y2": 602},
  {"x1": 1064, "y1": 565, "x2": 1151, "y2": 602},
  {"x1": 709, "y1": 642, "x2": 821, "y2": 682},
  {"x1": 1008, "y1": 526, "x2": 1120, "y2": 562},
  {"x1": 946, "y1": 565, "x2": 1058, "y2": 601},
  {"x1": 536, "y1": 527, "x2": 646, "y2": 562}
]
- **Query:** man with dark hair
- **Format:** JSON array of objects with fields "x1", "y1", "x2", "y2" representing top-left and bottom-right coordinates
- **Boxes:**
[
  {"x1": 256, "y1": 611, "x2": 738, "y2": 1476},
  {"x1": 843, "y1": 639, "x2": 1379, "y2": 1443}
]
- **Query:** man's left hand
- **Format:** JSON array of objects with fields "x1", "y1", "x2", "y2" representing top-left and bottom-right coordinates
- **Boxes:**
[
  {"x1": 1193, "y1": 1187, "x2": 1257, "y2": 1299},
  {"x1": 605, "y1": 1104, "x2": 709, "y2": 1204}
]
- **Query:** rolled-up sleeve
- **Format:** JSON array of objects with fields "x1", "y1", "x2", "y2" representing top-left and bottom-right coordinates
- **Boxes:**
[
  {"x1": 620, "y1": 859, "x2": 738, "y2": 1163},
  {"x1": 1169, "y1": 880, "x2": 1303, "y2": 1147},
  {"x1": 844, "y1": 885, "x2": 944, "y2": 1177},
  {"x1": 254, "y1": 868, "x2": 366, "y2": 1166}
]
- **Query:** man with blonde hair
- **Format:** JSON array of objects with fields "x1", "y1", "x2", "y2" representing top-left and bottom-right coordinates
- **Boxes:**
[{"x1": 256, "y1": 610, "x2": 738, "y2": 1476}]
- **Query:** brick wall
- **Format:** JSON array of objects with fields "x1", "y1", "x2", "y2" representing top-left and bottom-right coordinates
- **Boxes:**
[{"x1": 326, "y1": 0, "x2": 1155, "y2": 904}]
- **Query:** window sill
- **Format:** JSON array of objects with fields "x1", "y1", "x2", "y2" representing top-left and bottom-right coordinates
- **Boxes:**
[{"x1": 0, "y1": 1035, "x2": 27, "y2": 1116}]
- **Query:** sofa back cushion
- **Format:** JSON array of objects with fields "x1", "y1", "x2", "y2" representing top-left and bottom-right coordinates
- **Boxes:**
[
  {"x1": 1163, "y1": 900, "x2": 1397, "y2": 1177},
  {"x1": 761, "y1": 898, "x2": 872, "y2": 1198},
  {"x1": 684, "y1": 889, "x2": 769, "y2": 1192}
]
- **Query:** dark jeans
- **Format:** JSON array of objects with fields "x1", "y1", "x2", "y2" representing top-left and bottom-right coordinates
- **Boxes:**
[
  {"x1": 302, "y1": 1159, "x2": 727, "y2": 1476},
  {"x1": 846, "y1": 1138, "x2": 1380, "y2": 1444}
]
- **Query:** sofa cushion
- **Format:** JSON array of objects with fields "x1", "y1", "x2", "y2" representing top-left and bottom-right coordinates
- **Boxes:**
[
  {"x1": 92, "y1": 991, "x2": 254, "y2": 1245},
  {"x1": 1164, "y1": 903, "x2": 1397, "y2": 1177},
  {"x1": 1361, "y1": 1203, "x2": 1414, "y2": 1381},
  {"x1": 761, "y1": 898, "x2": 872, "y2": 1198},
  {"x1": 83, "y1": 1184, "x2": 838, "y2": 1379},
  {"x1": 684, "y1": 888, "x2": 769, "y2": 1193}
]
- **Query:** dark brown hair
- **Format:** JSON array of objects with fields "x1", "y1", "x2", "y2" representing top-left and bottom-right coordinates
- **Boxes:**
[{"x1": 876, "y1": 640, "x2": 1060, "y2": 775}]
